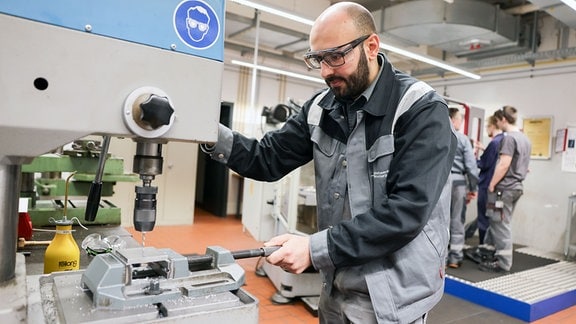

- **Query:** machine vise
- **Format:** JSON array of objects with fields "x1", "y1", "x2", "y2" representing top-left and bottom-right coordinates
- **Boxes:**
[{"x1": 35, "y1": 246, "x2": 278, "y2": 323}]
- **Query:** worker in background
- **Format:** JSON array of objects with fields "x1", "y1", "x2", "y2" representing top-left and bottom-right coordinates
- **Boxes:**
[
  {"x1": 479, "y1": 106, "x2": 531, "y2": 273},
  {"x1": 201, "y1": 2, "x2": 456, "y2": 323},
  {"x1": 464, "y1": 113, "x2": 504, "y2": 263},
  {"x1": 447, "y1": 108, "x2": 479, "y2": 268}
]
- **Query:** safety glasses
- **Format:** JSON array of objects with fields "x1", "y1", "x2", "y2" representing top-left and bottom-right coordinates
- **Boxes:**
[{"x1": 303, "y1": 34, "x2": 370, "y2": 69}]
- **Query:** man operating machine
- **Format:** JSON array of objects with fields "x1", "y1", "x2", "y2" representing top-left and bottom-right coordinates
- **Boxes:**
[{"x1": 0, "y1": 1, "x2": 265, "y2": 323}]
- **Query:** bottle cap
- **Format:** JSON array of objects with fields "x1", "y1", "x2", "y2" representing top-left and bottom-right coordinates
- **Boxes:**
[
  {"x1": 18, "y1": 198, "x2": 29, "y2": 213},
  {"x1": 50, "y1": 216, "x2": 74, "y2": 226}
]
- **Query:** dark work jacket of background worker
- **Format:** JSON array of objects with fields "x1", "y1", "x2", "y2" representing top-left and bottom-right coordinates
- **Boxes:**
[{"x1": 203, "y1": 53, "x2": 457, "y2": 323}]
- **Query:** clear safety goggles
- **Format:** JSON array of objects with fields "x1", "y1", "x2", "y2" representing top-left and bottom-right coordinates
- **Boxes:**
[{"x1": 303, "y1": 34, "x2": 370, "y2": 69}]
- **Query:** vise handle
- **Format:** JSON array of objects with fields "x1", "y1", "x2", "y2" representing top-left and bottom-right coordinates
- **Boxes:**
[{"x1": 185, "y1": 246, "x2": 280, "y2": 270}]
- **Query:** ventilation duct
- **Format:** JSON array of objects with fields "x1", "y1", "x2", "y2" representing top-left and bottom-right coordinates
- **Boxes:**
[
  {"x1": 529, "y1": 0, "x2": 576, "y2": 28},
  {"x1": 375, "y1": 0, "x2": 531, "y2": 59}
]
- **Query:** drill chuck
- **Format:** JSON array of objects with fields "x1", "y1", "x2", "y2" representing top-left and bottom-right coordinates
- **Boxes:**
[{"x1": 134, "y1": 185, "x2": 157, "y2": 232}]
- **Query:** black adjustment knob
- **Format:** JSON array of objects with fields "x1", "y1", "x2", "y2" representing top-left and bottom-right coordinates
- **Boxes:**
[{"x1": 139, "y1": 95, "x2": 174, "y2": 129}]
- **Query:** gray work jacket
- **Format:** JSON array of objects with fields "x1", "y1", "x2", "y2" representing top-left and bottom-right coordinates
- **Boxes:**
[{"x1": 205, "y1": 55, "x2": 456, "y2": 323}]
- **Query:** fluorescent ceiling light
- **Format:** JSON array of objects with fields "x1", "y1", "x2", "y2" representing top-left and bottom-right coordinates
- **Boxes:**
[
  {"x1": 228, "y1": 0, "x2": 481, "y2": 80},
  {"x1": 561, "y1": 0, "x2": 576, "y2": 11},
  {"x1": 231, "y1": 59, "x2": 325, "y2": 84},
  {"x1": 229, "y1": 0, "x2": 315, "y2": 25},
  {"x1": 380, "y1": 43, "x2": 481, "y2": 80}
]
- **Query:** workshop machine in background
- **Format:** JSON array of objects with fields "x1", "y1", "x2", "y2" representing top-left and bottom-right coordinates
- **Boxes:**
[
  {"x1": 0, "y1": 1, "x2": 264, "y2": 323},
  {"x1": 21, "y1": 140, "x2": 138, "y2": 227}
]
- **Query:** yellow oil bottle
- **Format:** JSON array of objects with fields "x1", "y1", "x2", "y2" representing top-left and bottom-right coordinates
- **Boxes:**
[
  {"x1": 44, "y1": 216, "x2": 80, "y2": 274},
  {"x1": 43, "y1": 172, "x2": 82, "y2": 274}
]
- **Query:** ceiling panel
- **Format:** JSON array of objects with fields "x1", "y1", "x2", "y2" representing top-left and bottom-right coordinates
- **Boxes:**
[{"x1": 225, "y1": 0, "x2": 576, "y2": 79}]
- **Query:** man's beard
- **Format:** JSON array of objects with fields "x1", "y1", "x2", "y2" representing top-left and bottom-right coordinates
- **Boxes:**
[{"x1": 325, "y1": 51, "x2": 370, "y2": 101}]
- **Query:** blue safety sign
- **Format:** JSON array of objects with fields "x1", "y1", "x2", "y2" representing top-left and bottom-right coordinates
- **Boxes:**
[
  {"x1": 0, "y1": 0, "x2": 225, "y2": 61},
  {"x1": 174, "y1": 0, "x2": 221, "y2": 50}
]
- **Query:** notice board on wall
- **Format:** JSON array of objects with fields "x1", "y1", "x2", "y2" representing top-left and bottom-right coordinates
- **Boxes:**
[
  {"x1": 562, "y1": 125, "x2": 576, "y2": 173},
  {"x1": 523, "y1": 116, "x2": 553, "y2": 159}
]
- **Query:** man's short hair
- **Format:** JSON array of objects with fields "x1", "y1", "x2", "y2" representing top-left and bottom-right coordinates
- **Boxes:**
[
  {"x1": 487, "y1": 115, "x2": 498, "y2": 128},
  {"x1": 448, "y1": 107, "x2": 460, "y2": 119},
  {"x1": 501, "y1": 105, "x2": 517, "y2": 124}
]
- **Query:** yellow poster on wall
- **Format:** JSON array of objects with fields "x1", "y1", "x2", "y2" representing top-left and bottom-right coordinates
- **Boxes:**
[{"x1": 523, "y1": 117, "x2": 552, "y2": 159}]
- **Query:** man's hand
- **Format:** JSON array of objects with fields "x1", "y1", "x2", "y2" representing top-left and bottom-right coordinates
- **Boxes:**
[
  {"x1": 264, "y1": 234, "x2": 311, "y2": 274},
  {"x1": 466, "y1": 191, "x2": 477, "y2": 203}
]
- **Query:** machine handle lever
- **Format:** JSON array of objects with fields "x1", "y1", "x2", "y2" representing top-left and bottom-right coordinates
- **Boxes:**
[
  {"x1": 85, "y1": 183, "x2": 102, "y2": 221},
  {"x1": 185, "y1": 246, "x2": 281, "y2": 270},
  {"x1": 231, "y1": 246, "x2": 280, "y2": 259},
  {"x1": 85, "y1": 136, "x2": 111, "y2": 221}
]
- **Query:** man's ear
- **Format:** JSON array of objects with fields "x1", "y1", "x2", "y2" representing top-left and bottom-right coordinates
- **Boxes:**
[{"x1": 365, "y1": 34, "x2": 380, "y2": 60}]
